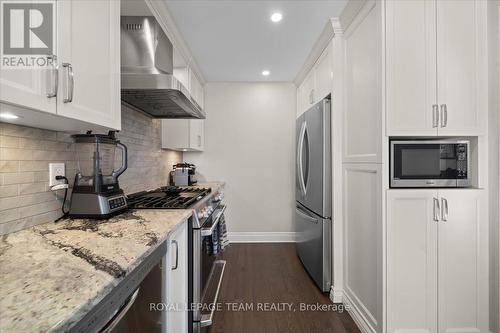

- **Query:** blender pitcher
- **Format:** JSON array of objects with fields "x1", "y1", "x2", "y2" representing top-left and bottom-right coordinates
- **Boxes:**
[{"x1": 69, "y1": 131, "x2": 128, "y2": 218}]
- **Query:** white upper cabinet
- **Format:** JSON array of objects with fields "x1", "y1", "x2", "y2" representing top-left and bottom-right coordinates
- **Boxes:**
[
  {"x1": 314, "y1": 42, "x2": 333, "y2": 103},
  {"x1": 167, "y1": 58, "x2": 205, "y2": 152},
  {"x1": 161, "y1": 119, "x2": 204, "y2": 152},
  {"x1": 386, "y1": 0, "x2": 487, "y2": 136},
  {"x1": 299, "y1": 69, "x2": 316, "y2": 115},
  {"x1": 190, "y1": 70, "x2": 204, "y2": 110},
  {"x1": 0, "y1": 61, "x2": 57, "y2": 115},
  {"x1": 57, "y1": 0, "x2": 121, "y2": 130},
  {"x1": 297, "y1": 41, "x2": 333, "y2": 117},
  {"x1": 436, "y1": 0, "x2": 487, "y2": 136},
  {"x1": 0, "y1": 0, "x2": 121, "y2": 131},
  {"x1": 386, "y1": 0, "x2": 437, "y2": 136}
]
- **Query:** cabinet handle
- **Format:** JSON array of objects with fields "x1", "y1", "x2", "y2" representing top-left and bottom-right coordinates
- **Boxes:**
[
  {"x1": 432, "y1": 104, "x2": 439, "y2": 128},
  {"x1": 62, "y1": 63, "x2": 74, "y2": 103},
  {"x1": 440, "y1": 104, "x2": 448, "y2": 127},
  {"x1": 46, "y1": 55, "x2": 58, "y2": 98},
  {"x1": 198, "y1": 135, "x2": 202, "y2": 147},
  {"x1": 310, "y1": 89, "x2": 314, "y2": 104},
  {"x1": 171, "y1": 240, "x2": 179, "y2": 270},
  {"x1": 433, "y1": 197, "x2": 440, "y2": 221},
  {"x1": 441, "y1": 197, "x2": 448, "y2": 221}
]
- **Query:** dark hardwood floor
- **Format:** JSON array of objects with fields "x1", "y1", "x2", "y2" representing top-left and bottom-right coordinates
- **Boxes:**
[{"x1": 206, "y1": 243, "x2": 360, "y2": 333}]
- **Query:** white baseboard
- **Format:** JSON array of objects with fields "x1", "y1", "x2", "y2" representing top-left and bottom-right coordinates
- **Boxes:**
[
  {"x1": 342, "y1": 292, "x2": 375, "y2": 333},
  {"x1": 329, "y1": 286, "x2": 344, "y2": 303},
  {"x1": 228, "y1": 232, "x2": 297, "y2": 243}
]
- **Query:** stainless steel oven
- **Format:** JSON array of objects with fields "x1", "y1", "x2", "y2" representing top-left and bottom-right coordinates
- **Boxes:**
[
  {"x1": 390, "y1": 139, "x2": 471, "y2": 188},
  {"x1": 191, "y1": 197, "x2": 226, "y2": 333}
]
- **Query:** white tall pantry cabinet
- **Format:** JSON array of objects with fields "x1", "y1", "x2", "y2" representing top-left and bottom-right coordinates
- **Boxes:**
[{"x1": 336, "y1": 0, "x2": 489, "y2": 332}]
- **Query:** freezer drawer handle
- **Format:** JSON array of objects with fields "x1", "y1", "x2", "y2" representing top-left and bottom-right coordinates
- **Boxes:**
[
  {"x1": 296, "y1": 206, "x2": 319, "y2": 224},
  {"x1": 100, "y1": 288, "x2": 140, "y2": 333}
]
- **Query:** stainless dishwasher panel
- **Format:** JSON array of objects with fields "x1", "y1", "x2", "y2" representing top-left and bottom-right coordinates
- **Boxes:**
[
  {"x1": 100, "y1": 263, "x2": 164, "y2": 333},
  {"x1": 295, "y1": 203, "x2": 331, "y2": 292}
]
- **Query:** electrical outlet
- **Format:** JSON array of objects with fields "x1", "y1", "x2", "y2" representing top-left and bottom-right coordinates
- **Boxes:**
[{"x1": 49, "y1": 163, "x2": 65, "y2": 187}]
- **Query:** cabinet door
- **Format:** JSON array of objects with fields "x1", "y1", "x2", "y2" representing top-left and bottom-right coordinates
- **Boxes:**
[
  {"x1": 436, "y1": 0, "x2": 487, "y2": 135},
  {"x1": 386, "y1": 0, "x2": 437, "y2": 136},
  {"x1": 0, "y1": 63, "x2": 56, "y2": 114},
  {"x1": 437, "y1": 190, "x2": 488, "y2": 333},
  {"x1": 165, "y1": 221, "x2": 188, "y2": 333},
  {"x1": 343, "y1": 0, "x2": 382, "y2": 164},
  {"x1": 302, "y1": 70, "x2": 315, "y2": 109},
  {"x1": 296, "y1": 85, "x2": 303, "y2": 117},
  {"x1": 314, "y1": 42, "x2": 332, "y2": 102},
  {"x1": 387, "y1": 190, "x2": 438, "y2": 333},
  {"x1": 343, "y1": 163, "x2": 383, "y2": 332},
  {"x1": 189, "y1": 70, "x2": 204, "y2": 109},
  {"x1": 189, "y1": 120, "x2": 204, "y2": 151},
  {"x1": 57, "y1": 0, "x2": 121, "y2": 130}
]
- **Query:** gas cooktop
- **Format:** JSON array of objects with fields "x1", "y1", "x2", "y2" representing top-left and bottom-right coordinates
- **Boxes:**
[{"x1": 127, "y1": 186, "x2": 211, "y2": 209}]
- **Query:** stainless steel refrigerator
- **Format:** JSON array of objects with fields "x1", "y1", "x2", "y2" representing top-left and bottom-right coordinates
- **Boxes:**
[{"x1": 295, "y1": 97, "x2": 332, "y2": 292}]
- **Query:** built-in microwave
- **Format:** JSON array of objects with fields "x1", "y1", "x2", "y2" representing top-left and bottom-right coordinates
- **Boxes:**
[{"x1": 390, "y1": 139, "x2": 471, "y2": 188}]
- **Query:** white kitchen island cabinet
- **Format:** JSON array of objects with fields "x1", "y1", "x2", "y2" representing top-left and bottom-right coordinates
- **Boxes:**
[{"x1": 163, "y1": 220, "x2": 188, "y2": 333}]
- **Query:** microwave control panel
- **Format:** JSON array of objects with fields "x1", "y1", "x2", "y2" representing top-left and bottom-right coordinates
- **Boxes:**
[{"x1": 456, "y1": 144, "x2": 468, "y2": 178}]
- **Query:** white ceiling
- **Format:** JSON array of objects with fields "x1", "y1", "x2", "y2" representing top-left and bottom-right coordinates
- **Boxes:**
[{"x1": 164, "y1": 0, "x2": 348, "y2": 82}]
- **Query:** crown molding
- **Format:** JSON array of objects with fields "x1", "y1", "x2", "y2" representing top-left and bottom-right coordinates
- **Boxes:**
[
  {"x1": 145, "y1": 0, "x2": 206, "y2": 85},
  {"x1": 293, "y1": 18, "x2": 344, "y2": 86}
]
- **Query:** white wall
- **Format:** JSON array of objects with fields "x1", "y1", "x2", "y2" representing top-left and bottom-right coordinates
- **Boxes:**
[
  {"x1": 488, "y1": 2, "x2": 500, "y2": 333},
  {"x1": 184, "y1": 82, "x2": 296, "y2": 239}
]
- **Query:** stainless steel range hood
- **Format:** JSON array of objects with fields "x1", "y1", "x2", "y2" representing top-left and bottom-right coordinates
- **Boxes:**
[{"x1": 121, "y1": 16, "x2": 205, "y2": 119}]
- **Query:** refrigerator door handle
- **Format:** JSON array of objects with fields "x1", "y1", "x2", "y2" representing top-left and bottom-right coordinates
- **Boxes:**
[
  {"x1": 297, "y1": 122, "x2": 307, "y2": 196},
  {"x1": 296, "y1": 205, "x2": 319, "y2": 224}
]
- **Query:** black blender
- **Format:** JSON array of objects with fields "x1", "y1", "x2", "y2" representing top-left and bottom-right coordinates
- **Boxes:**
[{"x1": 69, "y1": 131, "x2": 128, "y2": 218}]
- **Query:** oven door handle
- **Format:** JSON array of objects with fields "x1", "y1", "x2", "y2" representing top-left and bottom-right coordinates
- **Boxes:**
[{"x1": 201, "y1": 205, "x2": 226, "y2": 237}]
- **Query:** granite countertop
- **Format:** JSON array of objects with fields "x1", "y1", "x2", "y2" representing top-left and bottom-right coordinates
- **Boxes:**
[{"x1": 0, "y1": 182, "x2": 224, "y2": 333}]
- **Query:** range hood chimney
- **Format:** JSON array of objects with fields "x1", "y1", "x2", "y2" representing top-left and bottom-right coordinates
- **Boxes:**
[{"x1": 120, "y1": 16, "x2": 205, "y2": 119}]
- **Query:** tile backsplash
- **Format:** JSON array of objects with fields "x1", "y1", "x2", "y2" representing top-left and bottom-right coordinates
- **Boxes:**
[{"x1": 0, "y1": 105, "x2": 182, "y2": 235}]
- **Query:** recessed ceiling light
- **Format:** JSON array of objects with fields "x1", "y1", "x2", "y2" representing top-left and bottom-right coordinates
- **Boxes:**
[
  {"x1": 262, "y1": 70, "x2": 270, "y2": 76},
  {"x1": 0, "y1": 113, "x2": 19, "y2": 119},
  {"x1": 270, "y1": 12, "x2": 282, "y2": 23}
]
